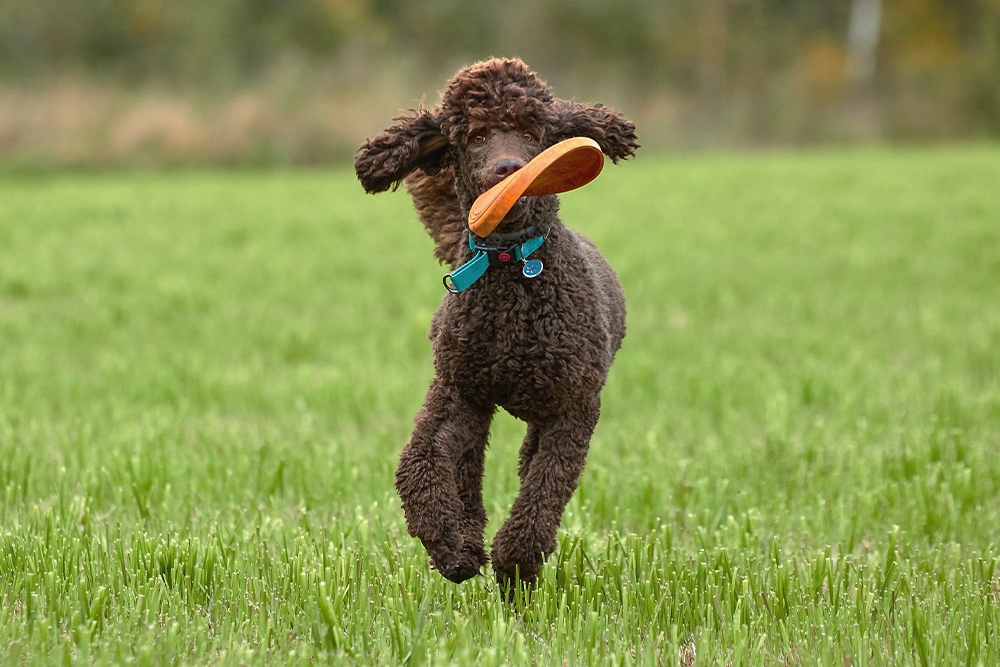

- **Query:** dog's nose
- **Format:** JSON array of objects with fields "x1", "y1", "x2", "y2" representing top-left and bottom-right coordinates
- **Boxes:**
[{"x1": 494, "y1": 160, "x2": 524, "y2": 179}]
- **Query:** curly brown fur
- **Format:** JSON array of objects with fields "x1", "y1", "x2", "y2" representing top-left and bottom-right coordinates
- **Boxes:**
[
  {"x1": 403, "y1": 168, "x2": 466, "y2": 267},
  {"x1": 355, "y1": 58, "x2": 638, "y2": 594}
]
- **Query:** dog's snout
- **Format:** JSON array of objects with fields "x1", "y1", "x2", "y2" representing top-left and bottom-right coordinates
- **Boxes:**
[{"x1": 494, "y1": 159, "x2": 524, "y2": 179}]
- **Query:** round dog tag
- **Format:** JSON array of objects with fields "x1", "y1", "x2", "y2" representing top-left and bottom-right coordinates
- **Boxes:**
[{"x1": 522, "y1": 259, "x2": 543, "y2": 278}]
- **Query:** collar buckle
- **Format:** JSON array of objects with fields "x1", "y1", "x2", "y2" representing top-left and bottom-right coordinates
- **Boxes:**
[{"x1": 471, "y1": 241, "x2": 523, "y2": 267}]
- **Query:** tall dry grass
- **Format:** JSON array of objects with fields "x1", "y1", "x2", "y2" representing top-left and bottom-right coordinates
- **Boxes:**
[
  {"x1": 0, "y1": 51, "x2": 991, "y2": 168},
  {"x1": 0, "y1": 67, "x2": 432, "y2": 167}
]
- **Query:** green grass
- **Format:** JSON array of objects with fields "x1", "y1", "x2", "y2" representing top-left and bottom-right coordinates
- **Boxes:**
[{"x1": 1, "y1": 145, "x2": 999, "y2": 665}]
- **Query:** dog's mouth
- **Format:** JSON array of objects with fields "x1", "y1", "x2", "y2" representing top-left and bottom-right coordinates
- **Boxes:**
[
  {"x1": 481, "y1": 171, "x2": 518, "y2": 191},
  {"x1": 467, "y1": 165, "x2": 541, "y2": 236},
  {"x1": 494, "y1": 195, "x2": 531, "y2": 225}
]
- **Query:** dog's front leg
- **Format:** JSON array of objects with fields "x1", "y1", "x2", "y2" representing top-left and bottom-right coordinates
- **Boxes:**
[
  {"x1": 491, "y1": 398, "x2": 600, "y2": 592},
  {"x1": 395, "y1": 378, "x2": 492, "y2": 583}
]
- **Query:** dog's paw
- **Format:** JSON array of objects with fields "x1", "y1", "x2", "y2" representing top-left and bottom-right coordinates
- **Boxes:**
[
  {"x1": 461, "y1": 541, "x2": 489, "y2": 569},
  {"x1": 423, "y1": 535, "x2": 486, "y2": 584},
  {"x1": 429, "y1": 552, "x2": 483, "y2": 583},
  {"x1": 490, "y1": 532, "x2": 545, "y2": 592},
  {"x1": 490, "y1": 537, "x2": 547, "y2": 601}
]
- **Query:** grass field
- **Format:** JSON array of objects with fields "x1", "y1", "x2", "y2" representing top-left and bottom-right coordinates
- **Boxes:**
[{"x1": 1, "y1": 146, "x2": 999, "y2": 665}]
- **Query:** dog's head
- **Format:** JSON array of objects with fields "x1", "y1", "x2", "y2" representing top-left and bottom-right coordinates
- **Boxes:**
[{"x1": 355, "y1": 58, "x2": 639, "y2": 232}]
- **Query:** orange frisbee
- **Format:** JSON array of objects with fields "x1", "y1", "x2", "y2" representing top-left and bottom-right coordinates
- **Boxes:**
[{"x1": 468, "y1": 137, "x2": 604, "y2": 237}]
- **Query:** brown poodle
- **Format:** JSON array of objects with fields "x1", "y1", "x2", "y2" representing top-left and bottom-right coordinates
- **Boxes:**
[{"x1": 355, "y1": 58, "x2": 638, "y2": 592}]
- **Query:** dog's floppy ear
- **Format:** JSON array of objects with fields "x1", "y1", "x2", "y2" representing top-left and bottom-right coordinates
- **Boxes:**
[
  {"x1": 550, "y1": 101, "x2": 639, "y2": 163},
  {"x1": 355, "y1": 109, "x2": 449, "y2": 194}
]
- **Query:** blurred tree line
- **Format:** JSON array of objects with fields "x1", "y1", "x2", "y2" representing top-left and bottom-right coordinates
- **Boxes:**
[{"x1": 0, "y1": 0, "x2": 998, "y2": 164}]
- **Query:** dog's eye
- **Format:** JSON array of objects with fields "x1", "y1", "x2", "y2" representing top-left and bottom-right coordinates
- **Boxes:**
[
  {"x1": 522, "y1": 132, "x2": 536, "y2": 143},
  {"x1": 472, "y1": 134, "x2": 486, "y2": 146}
]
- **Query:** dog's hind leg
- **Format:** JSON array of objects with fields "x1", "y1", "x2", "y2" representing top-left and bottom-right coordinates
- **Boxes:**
[
  {"x1": 491, "y1": 399, "x2": 600, "y2": 592},
  {"x1": 395, "y1": 378, "x2": 492, "y2": 583}
]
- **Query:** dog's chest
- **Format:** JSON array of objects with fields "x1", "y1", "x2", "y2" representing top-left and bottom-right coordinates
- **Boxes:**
[{"x1": 432, "y1": 265, "x2": 610, "y2": 414}]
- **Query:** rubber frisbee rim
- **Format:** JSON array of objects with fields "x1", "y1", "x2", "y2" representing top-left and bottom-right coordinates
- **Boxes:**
[{"x1": 468, "y1": 137, "x2": 604, "y2": 237}]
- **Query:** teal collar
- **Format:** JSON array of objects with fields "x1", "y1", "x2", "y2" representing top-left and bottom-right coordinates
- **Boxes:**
[{"x1": 444, "y1": 232, "x2": 546, "y2": 293}]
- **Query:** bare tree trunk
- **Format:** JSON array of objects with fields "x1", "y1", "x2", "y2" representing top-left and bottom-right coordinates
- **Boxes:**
[
  {"x1": 845, "y1": 0, "x2": 883, "y2": 137},
  {"x1": 697, "y1": 0, "x2": 728, "y2": 143}
]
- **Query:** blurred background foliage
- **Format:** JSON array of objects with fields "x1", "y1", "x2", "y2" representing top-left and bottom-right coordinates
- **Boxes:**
[{"x1": 0, "y1": 0, "x2": 998, "y2": 165}]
